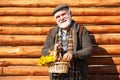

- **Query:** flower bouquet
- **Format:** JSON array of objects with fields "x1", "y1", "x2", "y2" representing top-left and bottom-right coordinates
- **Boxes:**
[{"x1": 38, "y1": 50, "x2": 55, "y2": 66}]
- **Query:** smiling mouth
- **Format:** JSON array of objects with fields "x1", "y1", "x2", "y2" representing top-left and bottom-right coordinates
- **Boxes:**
[{"x1": 60, "y1": 19, "x2": 67, "y2": 23}]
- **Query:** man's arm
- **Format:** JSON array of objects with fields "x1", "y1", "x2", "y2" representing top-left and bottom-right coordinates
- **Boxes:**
[
  {"x1": 72, "y1": 28, "x2": 93, "y2": 60},
  {"x1": 42, "y1": 29, "x2": 54, "y2": 56}
]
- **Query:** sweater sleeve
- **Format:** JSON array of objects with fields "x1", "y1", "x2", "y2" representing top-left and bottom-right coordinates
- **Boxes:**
[
  {"x1": 42, "y1": 29, "x2": 54, "y2": 56},
  {"x1": 72, "y1": 27, "x2": 93, "y2": 60}
]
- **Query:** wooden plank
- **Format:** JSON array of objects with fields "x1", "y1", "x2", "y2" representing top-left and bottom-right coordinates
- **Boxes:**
[
  {"x1": 71, "y1": 8, "x2": 120, "y2": 16},
  {"x1": 2, "y1": 65, "x2": 120, "y2": 76},
  {"x1": 89, "y1": 65, "x2": 120, "y2": 75},
  {"x1": 0, "y1": 16, "x2": 120, "y2": 25},
  {"x1": 0, "y1": 26, "x2": 52, "y2": 35},
  {"x1": 0, "y1": 46, "x2": 41, "y2": 58},
  {"x1": 85, "y1": 25, "x2": 120, "y2": 34},
  {"x1": 0, "y1": 58, "x2": 39, "y2": 66},
  {"x1": 74, "y1": 16, "x2": 120, "y2": 25},
  {"x1": 88, "y1": 57, "x2": 120, "y2": 65},
  {"x1": 0, "y1": 7, "x2": 53, "y2": 16},
  {"x1": 0, "y1": 45, "x2": 120, "y2": 58},
  {"x1": 0, "y1": 0, "x2": 119, "y2": 7},
  {"x1": 0, "y1": 7, "x2": 120, "y2": 16},
  {"x1": 0, "y1": 67, "x2": 2, "y2": 75},
  {"x1": 88, "y1": 75, "x2": 120, "y2": 80},
  {"x1": 1, "y1": 57, "x2": 120, "y2": 66},
  {"x1": 0, "y1": 0, "x2": 79, "y2": 7},
  {"x1": 0, "y1": 76, "x2": 49, "y2": 80},
  {"x1": 0, "y1": 35, "x2": 46, "y2": 46},
  {"x1": 0, "y1": 75, "x2": 120, "y2": 80},
  {"x1": 78, "y1": 0, "x2": 120, "y2": 7},
  {"x1": 3, "y1": 66, "x2": 49, "y2": 76},
  {"x1": 93, "y1": 45, "x2": 120, "y2": 55},
  {"x1": 0, "y1": 34, "x2": 120, "y2": 45},
  {"x1": 0, "y1": 25, "x2": 120, "y2": 35},
  {"x1": 91, "y1": 34, "x2": 120, "y2": 45}
]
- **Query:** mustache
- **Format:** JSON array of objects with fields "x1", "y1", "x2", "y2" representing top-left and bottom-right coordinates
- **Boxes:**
[{"x1": 59, "y1": 19, "x2": 67, "y2": 23}]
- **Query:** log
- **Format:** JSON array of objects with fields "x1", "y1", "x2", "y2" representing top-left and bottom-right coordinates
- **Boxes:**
[
  {"x1": 89, "y1": 65, "x2": 120, "y2": 75},
  {"x1": 85, "y1": 25, "x2": 120, "y2": 34},
  {"x1": 91, "y1": 34, "x2": 120, "y2": 45},
  {"x1": 0, "y1": 16, "x2": 120, "y2": 25},
  {"x1": 93, "y1": 45, "x2": 120, "y2": 55},
  {"x1": 0, "y1": 58, "x2": 39, "y2": 66},
  {"x1": 0, "y1": 75, "x2": 120, "y2": 80},
  {"x1": 0, "y1": 67, "x2": 2, "y2": 75},
  {"x1": 0, "y1": 46, "x2": 42, "y2": 58},
  {"x1": 0, "y1": 25, "x2": 120, "y2": 35},
  {"x1": 0, "y1": 34, "x2": 120, "y2": 46},
  {"x1": 0, "y1": 7, "x2": 120, "y2": 16},
  {"x1": 88, "y1": 57, "x2": 120, "y2": 65},
  {"x1": 0, "y1": 76, "x2": 49, "y2": 80},
  {"x1": 3, "y1": 66, "x2": 48, "y2": 76},
  {"x1": 74, "y1": 16, "x2": 120, "y2": 25},
  {"x1": 88, "y1": 75, "x2": 120, "y2": 80},
  {"x1": 0, "y1": 26, "x2": 52, "y2": 35},
  {"x1": 0, "y1": 7, "x2": 53, "y2": 16},
  {"x1": 71, "y1": 8, "x2": 120, "y2": 16},
  {"x1": 0, "y1": 35, "x2": 46, "y2": 46},
  {"x1": 0, "y1": 0, "x2": 119, "y2": 7},
  {"x1": 1, "y1": 57, "x2": 120, "y2": 66},
  {"x1": 0, "y1": 45, "x2": 120, "y2": 58},
  {"x1": 2, "y1": 65, "x2": 120, "y2": 76}
]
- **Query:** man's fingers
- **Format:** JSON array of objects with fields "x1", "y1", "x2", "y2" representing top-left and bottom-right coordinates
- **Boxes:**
[{"x1": 62, "y1": 53, "x2": 72, "y2": 62}]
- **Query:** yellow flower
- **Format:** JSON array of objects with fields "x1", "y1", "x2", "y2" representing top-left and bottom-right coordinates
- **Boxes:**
[{"x1": 38, "y1": 54, "x2": 55, "y2": 66}]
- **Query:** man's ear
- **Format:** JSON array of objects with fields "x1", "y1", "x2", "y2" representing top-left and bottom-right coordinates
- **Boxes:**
[{"x1": 69, "y1": 10, "x2": 72, "y2": 17}]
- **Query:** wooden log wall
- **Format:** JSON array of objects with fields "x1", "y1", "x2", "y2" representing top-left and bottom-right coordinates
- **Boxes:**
[{"x1": 0, "y1": 0, "x2": 120, "y2": 80}]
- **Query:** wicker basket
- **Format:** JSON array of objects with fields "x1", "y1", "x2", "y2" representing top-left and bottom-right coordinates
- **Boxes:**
[{"x1": 49, "y1": 62, "x2": 69, "y2": 73}]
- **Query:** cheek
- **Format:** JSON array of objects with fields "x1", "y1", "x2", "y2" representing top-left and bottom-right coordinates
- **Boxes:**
[
  {"x1": 64, "y1": 14, "x2": 69, "y2": 18},
  {"x1": 56, "y1": 18, "x2": 60, "y2": 23}
]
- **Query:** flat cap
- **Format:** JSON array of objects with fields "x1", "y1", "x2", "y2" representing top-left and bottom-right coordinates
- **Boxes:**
[{"x1": 53, "y1": 4, "x2": 69, "y2": 16}]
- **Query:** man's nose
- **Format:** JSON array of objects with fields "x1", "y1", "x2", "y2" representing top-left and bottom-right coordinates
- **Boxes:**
[{"x1": 59, "y1": 15, "x2": 64, "y2": 20}]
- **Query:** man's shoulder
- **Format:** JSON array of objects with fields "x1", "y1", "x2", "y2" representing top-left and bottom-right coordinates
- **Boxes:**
[
  {"x1": 50, "y1": 25, "x2": 58, "y2": 31},
  {"x1": 47, "y1": 25, "x2": 58, "y2": 35}
]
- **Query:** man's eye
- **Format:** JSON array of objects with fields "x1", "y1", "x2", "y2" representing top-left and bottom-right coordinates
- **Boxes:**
[{"x1": 56, "y1": 16, "x2": 60, "y2": 19}]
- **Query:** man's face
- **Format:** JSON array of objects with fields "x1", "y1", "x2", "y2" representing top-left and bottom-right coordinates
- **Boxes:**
[{"x1": 54, "y1": 10, "x2": 72, "y2": 29}]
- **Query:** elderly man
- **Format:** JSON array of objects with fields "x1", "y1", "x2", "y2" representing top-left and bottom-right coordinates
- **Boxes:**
[{"x1": 42, "y1": 4, "x2": 93, "y2": 80}]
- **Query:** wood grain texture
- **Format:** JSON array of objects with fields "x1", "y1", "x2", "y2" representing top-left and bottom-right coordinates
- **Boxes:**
[
  {"x1": 85, "y1": 25, "x2": 120, "y2": 34},
  {"x1": 0, "y1": 67, "x2": 2, "y2": 75},
  {"x1": 0, "y1": 75, "x2": 120, "y2": 80},
  {"x1": 89, "y1": 65, "x2": 120, "y2": 75},
  {"x1": 89, "y1": 57, "x2": 120, "y2": 65},
  {"x1": 0, "y1": 16, "x2": 120, "y2": 25},
  {"x1": 1, "y1": 57, "x2": 120, "y2": 66},
  {"x1": 0, "y1": 34, "x2": 120, "y2": 45},
  {"x1": 93, "y1": 45, "x2": 120, "y2": 55},
  {"x1": 0, "y1": 45, "x2": 120, "y2": 58},
  {"x1": 0, "y1": 35, "x2": 45, "y2": 46},
  {"x1": 3, "y1": 66, "x2": 48, "y2": 76},
  {"x1": 0, "y1": 25, "x2": 120, "y2": 35},
  {"x1": 0, "y1": 0, "x2": 119, "y2": 7},
  {"x1": 0, "y1": 26, "x2": 52, "y2": 35},
  {"x1": 2, "y1": 65, "x2": 120, "y2": 76},
  {"x1": 0, "y1": 46, "x2": 41, "y2": 58},
  {"x1": 0, "y1": 0, "x2": 120, "y2": 80},
  {"x1": 0, "y1": 7, "x2": 120, "y2": 16},
  {"x1": 91, "y1": 34, "x2": 120, "y2": 45},
  {"x1": 0, "y1": 76, "x2": 49, "y2": 80}
]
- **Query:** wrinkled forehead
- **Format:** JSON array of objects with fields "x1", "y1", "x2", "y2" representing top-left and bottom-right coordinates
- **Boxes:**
[{"x1": 54, "y1": 10, "x2": 69, "y2": 18}]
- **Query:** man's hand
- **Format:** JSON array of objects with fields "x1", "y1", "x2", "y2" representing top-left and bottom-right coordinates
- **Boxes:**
[
  {"x1": 54, "y1": 43, "x2": 62, "y2": 51},
  {"x1": 62, "y1": 52, "x2": 72, "y2": 62}
]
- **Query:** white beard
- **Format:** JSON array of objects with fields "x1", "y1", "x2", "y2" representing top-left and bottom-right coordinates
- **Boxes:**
[{"x1": 58, "y1": 15, "x2": 72, "y2": 29}]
